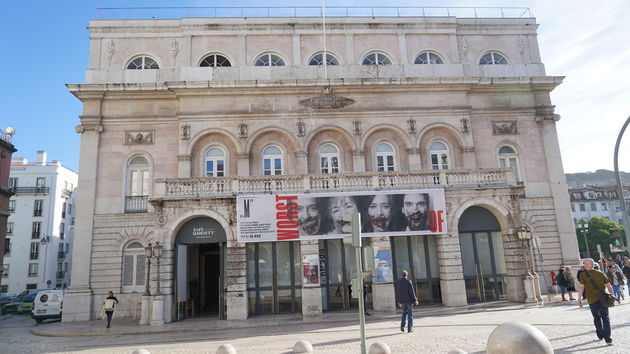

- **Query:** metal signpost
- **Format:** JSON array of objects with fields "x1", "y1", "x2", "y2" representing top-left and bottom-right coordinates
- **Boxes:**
[
  {"x1": 613, "y1": 115, "x2": 630, "y2": 256},
  {"x1": 350, "y1": 212, "x2": 367, "y2": 354}
]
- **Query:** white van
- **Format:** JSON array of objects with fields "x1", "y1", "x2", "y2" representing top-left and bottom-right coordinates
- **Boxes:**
[{"x1": 31, "y1": 290, "x2": 63, "y2": 323}]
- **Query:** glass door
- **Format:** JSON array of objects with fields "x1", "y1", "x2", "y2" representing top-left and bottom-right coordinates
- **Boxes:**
[{"x1": 460, "y1": 231, "x2": 507, "y2": 303}]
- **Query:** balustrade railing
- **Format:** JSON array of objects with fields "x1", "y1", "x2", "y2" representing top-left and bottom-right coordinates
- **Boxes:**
[
  {"x1": 155, "y1": 168, "x2": 516, "y2": 199},
  {"x1": 125, "y1": 196, "x2": 149, "y2": 213}
]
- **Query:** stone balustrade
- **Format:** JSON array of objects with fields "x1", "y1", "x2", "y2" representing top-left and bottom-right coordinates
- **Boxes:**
[{"x1": 153, "y1": 168, "x2": 517, "y2": 199}]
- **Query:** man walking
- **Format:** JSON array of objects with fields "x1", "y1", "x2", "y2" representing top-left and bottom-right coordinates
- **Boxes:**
[
  {"x1": 622, "y1": 259, "x2": 630, "y2": 299},
  {"x1": 578, "y1": 258, "x2": 614, "y2": 345},
  {"x1": 395, "y1": 270, "x2": 418, "y2": 333}
]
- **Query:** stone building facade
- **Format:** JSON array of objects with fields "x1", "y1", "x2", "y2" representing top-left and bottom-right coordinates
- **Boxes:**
[
  {"x1": 0, "y1": 127, "x2": 17, "y2": 288},
  {"x1": 64, "y1": 12, "x2": 579, "y2": 323}
]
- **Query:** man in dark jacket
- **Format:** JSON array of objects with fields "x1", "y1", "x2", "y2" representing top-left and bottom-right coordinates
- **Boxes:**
[
  {"x1": 622, "y1": 259, "x2": 630, "y2": 299},
  {"x1": 395, "y1": 270, "x2": 418, "y2": 333}
]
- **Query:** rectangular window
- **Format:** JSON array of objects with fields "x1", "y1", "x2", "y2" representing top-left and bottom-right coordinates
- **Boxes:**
[
  {"x1": 4, "y1": 239, "x2": 10, "y2": 256},
  {"x1": 26, "y1": 283, "x2": 37, "y2": 290},
  {"x1": 62, "y1": 202, "x2": 67, "y2": 219},
  {"x1": 8, "y1": 177, "x2": 17, "y2": 190},
  {"x1": 6, "y1": 222, "x2": 13, "y2": 235},
  {"x1": 602, "y1": 203, "x2": 607, "y2": 211},
  {"x1": 571, "y1": 204, "x2": 575, "y2": 212},
  {"x1": 0, "y1": 285, "x2": 7, "y2": 293},
  {"x1": 579, "y1": 204, "x2": 585, "y2": 212},
  {"x1": 28, "y1": 263, "x2": 38, "y2": 277},
  {"x1": 2, "y1": 264, "x2": 8, "y2": 278},
  {"x1": 30, "y1": 242, "x2": 39, "y2": 260},
  {"x1": 60, "y1": 223, "x2": 65, "y2": 239},
  {"x1": 68, "y1": 204, "x2": 72, "y2": 215},
  {"x1": 36, "y1": 177, "x2": 46, "y2": 188},
  {"x1": 32, "y1": 222, "x2": 41, "y2": 239},
  {"x1": 8, "y1": 200, "x2": 15, "y2": 213},
  {"x1": 590, "y1": 203, "x2": 597, "y2": 211},
  {"x1": 572, "y1": 193, "x2": 581, "y2": 199},
  {"x1": 33, "y1": 200, "x2": 43, "y2": 216}
]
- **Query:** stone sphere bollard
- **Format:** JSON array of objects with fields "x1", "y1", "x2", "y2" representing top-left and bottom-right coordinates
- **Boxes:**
[
  {"x1": 216, "y1": 344, "x2": 237, "y2": 354},
  {"x1": 368, "y1": 342, "x2": 392, "y2": 354},
  {"x1": 487, "y1": 322, "x2": 553, "y2": 354},
  {"x1": 132, "y1": 350, "x2": 151, "y2": 354},
  {"x1": 447, "y1": 350, "x2": 468, "y2": 354},
  {"x1": 293, "y1": 340, "x2": 313, "y2": 353}
]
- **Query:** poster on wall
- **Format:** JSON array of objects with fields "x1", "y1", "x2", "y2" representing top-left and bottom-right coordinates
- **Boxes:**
[
  {"x1": 374, "y1": 249, "x2": 393, "y2": 283},
  {"x1": 237, "y1": 189, "x2": 447, "y2": 243},
  {"x1": 302, "y1": 254, "x2": 320, "y2": 286}
]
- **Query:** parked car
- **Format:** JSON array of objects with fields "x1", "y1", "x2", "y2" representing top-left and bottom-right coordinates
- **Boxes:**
[
  {"x1": 2, "y1": 293, "x2": 38, "y2": 314},
  {"x1": 31, "y1": 290, "x2": 63, "y2": 323},
  {"x1": 0, "y1": 295, "x2": 17, "y2": 314}
]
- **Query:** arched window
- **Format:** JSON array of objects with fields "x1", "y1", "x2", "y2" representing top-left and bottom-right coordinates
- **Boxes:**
[
  {"x1": 255, "y1": 53, "x2": 286, "y2": 67},
  {"x1": 200, "y1": 54, "x2": 232, "y2": 67},
  {"x1": 319, "y1": 144, "x2": 340, "y2": 174},
  {"x1": 362, "y1": 52, "x2": 392, "y2": 65},
  {"x1": 122, "y1": 241, "x2": 145, "y2": 293},
  {"x1": 498, "y1": 145, "x2": 521, "y2": 182},
  {"x1": 126, "y1": 56, "x2": 159, "y2": 70},
  {"x1": 205, "y1": 147, "x2": 226, "y2": 177},
  {"x1": 375, "y1": 143, "x2": 395, "y2": 172},
  {"x1": 429, "y1": 141, "x2": 449, "y2": 170},
  {"x1": 127, "y1": 156, "x2": 150, "y2": 197},
  {"x1": 479, "y1": 52, "x2": 508, "y2": 65},
  {"x1": 309, "y1": 52, "x2": 339, "y2": 66},
  {"x1": 262, "y1": 145, "x2": 283, "y2": 175},
  {"x1": 414, "y1": 51, "x2": 444, "y2": 64}
]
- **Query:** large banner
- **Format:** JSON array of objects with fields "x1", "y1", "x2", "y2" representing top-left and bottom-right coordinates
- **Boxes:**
[{"x1": 237, "y1": 189, "x2": 446, "y2": 243}]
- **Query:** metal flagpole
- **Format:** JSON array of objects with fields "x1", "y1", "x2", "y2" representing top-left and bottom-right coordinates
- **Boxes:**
[{"x1": 351, "y1": 213, "x2": 367, "y2": 354}]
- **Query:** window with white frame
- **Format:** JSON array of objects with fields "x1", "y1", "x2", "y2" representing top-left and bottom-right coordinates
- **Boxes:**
[
  {"x1": 1, "y1": 264, "x2": 7, "y2": 278},
  {"x1": 8, "y1": 200, "x2": 15, "y2": 213},
  {"x1": 414, "y1": 51, "x2": 444, "y2": 64},
  {"x1": 498, "y1": 145, "x2": 521, "y2": 182},
  {"x1": 200, "y1": 54, "x2": 232, "y2": 67},
  {"x1": 262, "y1": 146, "x2": 283, "y2": 175},
  {"x1": 571, "y1": 204, "x2": 575, "y2": 212},
  {"x1": 6, "y1": 222, "x2": 13, "y2": 235},
  {"x1": 580, "y1": 204, "x2": 586, "y2": 212},
  {"x1": 375, "y1": 142, "x2": 396, "y2": 172},
  {"x1": 479, "y1": 52, "x2": 508, "y2": 65},
  {"x1": 255, "y1": 53, "x2": 286, "y2": 66},
  {"x1": 30, "y1": 242, "x2": 39, "y2": 259},
  {"x1": 308, "y1": 52, "x2": 339, "y2": 66},
  {"x1": 127, "y1": 156, "x2": 150, "y2": 197},
  {"x1": 602, "y1": 203, "x2": 608, "y2": 211},
  {"x1": 33, "y1": 200, "x2": 43, "y2": 216},
  {"x1": 28, "y1": 263, "x2": 38, "y2": 277},
  {"x1": 122, "y1": 242, "x2": 146, "y2": 292},
  {"x1": 205, "y1": 147, "x2": 226, "y2": 177},
  {"x1": 36, "y1": 177, "x2": 45, "y2": 188},
  {"x1": 126, "y1": 56, "x2": 159, "y2": 70},
  {"x1": 319, "y1": 144, "x2": 340, "y2": 174},
  {"x1": 590, "y1": 203, "x2": 597, "y2": 211},
  {"x1": 8, "y1": 177, "x2": 17, "y2": 190},
  {"x1": 429, "y1": 141, "x2": 450, "y2": 170},
  {"x1": 362, "y1": 52, "x2": 392, "y2": 65}
]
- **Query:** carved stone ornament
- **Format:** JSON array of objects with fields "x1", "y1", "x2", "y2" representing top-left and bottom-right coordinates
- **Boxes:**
[
  {"x1": 300, "y1": 94, "x2": 355, "y2": 110},
  {"x1": 181, "y1": 124, "x2": 190, "y2": 140},
  {"x1": 517, "y1": 36, "x2": 526, "y2": 56},
  {"x1": 460, "y1": 118, "x2": 470, "y2": 133},
  {"x1": 75, "y1": 124, "x2": 104, "y2": 134},
  {"x1": 125, "y1": 131, "x2": 154, "y2": 145},
  {"x1": 170, "y1": 39, "x2": 179, "y2": 66},
  {"x1": 239, "y1": 123, "x2": 248, "y2": 139},
  {"x1": 492, "y1": 121, "x2": 518, "y2": 135},
  {"x1": 460, "y1": 37, "x2": 469, "y2": 57},
  {"x1": 106, "y1": 39, "x2": 115, "y2": 68},
  {"x1": 296, "y1": 121, "x2": 306, "y2": 137},
  {"x1": 352, "y1": 120, "x2": 362, "y2": 135},
  {"x1": 407, "y1": 119, "x2": 417, "y2": 134},
  {"x1": 535, "y1": 113, "x2": 561, "y2": 122}
]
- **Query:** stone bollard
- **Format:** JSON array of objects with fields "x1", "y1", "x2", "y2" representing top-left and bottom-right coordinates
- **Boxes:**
[
  {"x1": 293, "y1": 340, "x2": 313, "y2": 353},
  {"x1": 131, "y1": 350, "x2": 151, "y2": 354},
  {"x1": 368, "y1": 342, "x2": 392, "y2": 354},
  {"x1": 216, "y1": 344, "x2": 237, "y2": 354},
  {"x1": 447, "y1": 350, "x2": 468, "y2": 354},
  {"x1": 487, "y1": 322, "x2": 553, "y2": 354}
]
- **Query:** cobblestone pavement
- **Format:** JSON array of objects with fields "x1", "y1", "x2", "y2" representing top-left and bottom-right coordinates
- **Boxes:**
[{"x1": 2, "y1": 296, "x2": 630, "y2": 353}]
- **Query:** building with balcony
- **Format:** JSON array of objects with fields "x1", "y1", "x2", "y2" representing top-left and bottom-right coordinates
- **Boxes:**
[
  {"x1": 64, "y1": 7, "x2": 579, "y2": 323},
  {"x1": 0, "y1": 127, "x2": 17, "y2": 292},
  {"x1": 569, "y1": 185, "x2": 630, "y2": 225},
  {"x1": 2, "y1": 151, "x2": 77, "y2": 293}
]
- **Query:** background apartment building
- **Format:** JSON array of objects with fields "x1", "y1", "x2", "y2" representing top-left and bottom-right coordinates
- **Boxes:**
[
  {"x1": 2, "y1": 151, "x2": 77, "y2": 293},
  {"x1": 0, "y1": 127, "x2": 17, "y2": 291},
  {"x1": 569, "y1": 186, "x2": 630, "y2": 225},
  {"x1": 64, "y1": 7, "x2": 578, "y2": 324}
]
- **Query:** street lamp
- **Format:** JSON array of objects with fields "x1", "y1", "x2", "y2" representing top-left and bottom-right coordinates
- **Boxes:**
[
  {"x1": 577, "y1": 222, "x2": 590, "y2": 258},
  {"x1": 613, "y1": 115, "x2": 630, "y2": 256},
  {"x1": 517, "y1": 224, "x2": 539, "y2": 303},
  {"x1": 153, "y1": 242, "x2": 162, "y2": 296},
  {"x1": 144, "y1": 243, "x2": 152, "y2": 296},
  {"x1": 40, "y1": 236, "x2": 49, "y2": 289}
]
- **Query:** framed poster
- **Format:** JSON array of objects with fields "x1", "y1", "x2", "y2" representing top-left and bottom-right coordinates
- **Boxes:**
[
  {"x1": 302, "y1": 254, "x2": 320, "y2": 286},
  {"x1": 374, "y1": 249, "x2": 393, "y2": 283}
]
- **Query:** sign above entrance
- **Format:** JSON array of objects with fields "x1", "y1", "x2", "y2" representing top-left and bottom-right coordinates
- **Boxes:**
[
  {"x1": 176, "y1": 217, "x2": 227, "y2": 244},
  {"x1": 237, "y1": 189, "x2": 447, "y2": 243}
]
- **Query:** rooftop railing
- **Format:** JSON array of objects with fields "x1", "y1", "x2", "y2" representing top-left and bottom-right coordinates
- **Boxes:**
[
  {"x1": 95, "y1": 6, "x2": 532, "y2": 20},
  {"x1": 0, "y1": 129, "x2": 13, "y2": 144}
]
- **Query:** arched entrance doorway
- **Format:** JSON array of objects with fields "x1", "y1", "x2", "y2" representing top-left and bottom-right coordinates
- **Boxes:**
[
  {"x1": 458, "y1": 206, "x2": 507, "y2": 303},
  {"x1": 174, "y1": 217, "x2": 227, "y2": 320}
]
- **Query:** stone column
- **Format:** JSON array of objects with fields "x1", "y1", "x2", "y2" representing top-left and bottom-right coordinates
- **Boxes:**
[
  {"x1": 370, "y1": 237, "x2": 395, "y2": 314},
  {"x1": 63, "y1": 118, "x2": 103, "y2": 322},
  {"x1": 503, "y1": 233, "x2": 527, "y2": 303},
  {"x1": 436, "y1": 232, "x2": 467, "y2": 306},
  {"x1": 300, "y1": 239, "x2": 323, "y2": 320},
  {"x1": 352, "y1": 150, "x2": 365, "y2": 172},
  {"x1": 225, "y1": 241, "x2": 248, "y2": 320},
  {"x1": 407, "y1": 148, "x2": 422, "y2": 171}
]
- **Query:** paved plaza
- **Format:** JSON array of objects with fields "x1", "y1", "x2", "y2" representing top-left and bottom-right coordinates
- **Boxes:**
[{"x1": 1, "y1": 296, "x2": 629, "y2": 353}]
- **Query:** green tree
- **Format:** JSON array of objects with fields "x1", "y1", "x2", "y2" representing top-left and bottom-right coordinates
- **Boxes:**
[{"x1": 575, "y1": 217, "x2": 624, "y2": 256}]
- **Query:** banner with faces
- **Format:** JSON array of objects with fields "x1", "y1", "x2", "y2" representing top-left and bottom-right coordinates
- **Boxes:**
[{"x1": 236, "y1": 189, "x2": 447, "y2": 243}]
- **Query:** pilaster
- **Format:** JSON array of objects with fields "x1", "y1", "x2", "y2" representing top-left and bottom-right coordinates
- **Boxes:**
[
  {"x1": 225, "y1": 241, "x2": 248, "y2": 320},
  {"x1": 436, "y1": 232, "x2": 467, "y2": 306}
]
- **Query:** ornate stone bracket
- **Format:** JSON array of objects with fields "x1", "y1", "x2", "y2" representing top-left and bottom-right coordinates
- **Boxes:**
[
  {"x1": 238, "y1": 123, "x2": 248, "y2": 139},
  {"x1": 460, "y1": 118, "x2": 470, "y2": 133},
  {"x1": 407, "y1": 119, "x2": 417, "y2": 134},
  {"x1": 149, "y1": 199, "x2": 167, "y2": 227},
  {"x1": 296, "y1": 121, "x2": 306, "y2": 137},
  {"x1": 75, "y1": 124, "x2": 103, "y2": 134},
  {"x1": 106, "y1": 39, "x2": 115, "y2": 69},
  {"x1": 181, "y1": 124, "x2": 190, "y2": 140},
  {"x1": 170, "y1": 39, "x2": 179, "y2": 66},
  {"x1": 535, "y1": 106, "x2": 561, "y2": 122},
  {"x1": 352, "y1": 120, "x2": 362, "y2": 135},
  {"x1": 492, "y1": 121, "x2": 518, "y2": 135}
]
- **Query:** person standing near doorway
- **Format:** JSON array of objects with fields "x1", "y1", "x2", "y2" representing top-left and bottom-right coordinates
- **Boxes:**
[
  {"x1": 622, "y1": 259, "x2": 630, "y2": 300},
  {"x1": 556, "y1": 268, "x2": 568, "y2": 301},
  {"x1": 564, "y1": 266, "x2": 576, "y2": 300},
  {"x1": 395, "y1": 270, "x2": 418, "y2": 333},
  {"x1": 103, "y1": 291, "x2": 119, "y2": 329},
  {"x1": 578, "y1": 258, "x2": 614, "y2": 346}
]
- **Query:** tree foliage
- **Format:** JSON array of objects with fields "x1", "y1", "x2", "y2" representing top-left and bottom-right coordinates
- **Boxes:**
[{"x1": 575, "y1": 217, "x2": 624, "y2": 256}]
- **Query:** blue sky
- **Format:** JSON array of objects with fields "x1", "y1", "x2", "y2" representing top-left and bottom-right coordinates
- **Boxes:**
[{"x1": 1, "y1": 0, "x2": 629, "y2": 173}]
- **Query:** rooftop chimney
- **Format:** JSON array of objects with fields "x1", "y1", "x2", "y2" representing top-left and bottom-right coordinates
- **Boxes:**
[{"x1": 36, "y1": 150, "x2": 47, "y2": 166}]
